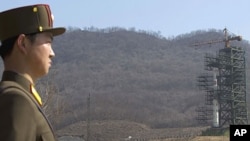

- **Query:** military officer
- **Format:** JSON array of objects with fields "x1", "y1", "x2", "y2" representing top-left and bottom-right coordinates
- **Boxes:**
[{"x1": 0, "y1": 4, "x2": 65, "y2": 141}]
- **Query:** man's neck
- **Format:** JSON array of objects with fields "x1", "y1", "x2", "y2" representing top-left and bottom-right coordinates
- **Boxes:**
[{"x1": 3, "y1": 68, "x2": 35, "y2": 85}]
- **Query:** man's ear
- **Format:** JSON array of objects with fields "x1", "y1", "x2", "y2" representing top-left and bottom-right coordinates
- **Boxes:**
[{"x1": 16, "y1": 34, "x2": 28, "y2": 54}]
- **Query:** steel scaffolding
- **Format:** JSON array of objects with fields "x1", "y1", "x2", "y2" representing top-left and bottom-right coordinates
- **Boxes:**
[{"x1": 196, "y1": 46, "x2": 248, "y2": 127}]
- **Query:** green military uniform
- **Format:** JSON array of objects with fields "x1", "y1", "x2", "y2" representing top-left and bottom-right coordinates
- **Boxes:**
[
  {"x1": 0, "y1": 4, "x2": 65, "y2": 141},
  {"x1": 0, "y1": 71, "x2": 55, "y2": 140}
]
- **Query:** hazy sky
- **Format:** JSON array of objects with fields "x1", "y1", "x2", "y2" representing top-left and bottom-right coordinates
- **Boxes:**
[{"x1": 1, "y1": 0, "x2": 250, "y2": 41}]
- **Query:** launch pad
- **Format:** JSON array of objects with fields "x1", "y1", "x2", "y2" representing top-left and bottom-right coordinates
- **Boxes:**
[
  {"x1": 196, "y1": 46, "x2": 248, "y2": 127},
  {"x1": 195, "y1": 29, "x2": 248, "y2": 128}
]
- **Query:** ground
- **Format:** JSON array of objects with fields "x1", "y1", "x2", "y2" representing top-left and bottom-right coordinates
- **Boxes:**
[{"x1": 57, "y1": 120, "x2": 228, "y2": 141}]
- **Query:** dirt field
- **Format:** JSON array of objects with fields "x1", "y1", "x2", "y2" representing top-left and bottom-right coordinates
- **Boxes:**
[
  {"x1": 57, "y1": 120, "x2": 229, "y2": 141},
  {"x1": 151, "y1": 136, "x2": 229, "y2": 141},
  {"x1": 191, "y1": 136, "x2": 229, "y2": 141}
]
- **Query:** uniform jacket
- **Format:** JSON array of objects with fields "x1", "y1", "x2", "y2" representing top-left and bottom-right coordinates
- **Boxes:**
[{"x1": 0, "y1": 71, "x2": 56, "y2": 141}]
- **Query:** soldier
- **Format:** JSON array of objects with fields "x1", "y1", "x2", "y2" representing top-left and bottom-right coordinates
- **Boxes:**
[{"x1": 0, "y1": 4, "x2": 65, "y2": 141}]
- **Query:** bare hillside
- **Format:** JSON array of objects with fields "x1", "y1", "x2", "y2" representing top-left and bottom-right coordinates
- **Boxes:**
[{"x1": 35, "y1": 27, "x2": 250, "y2": 133}]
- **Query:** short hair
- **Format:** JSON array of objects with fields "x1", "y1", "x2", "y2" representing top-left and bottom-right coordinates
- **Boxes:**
[
  {"x1": 0, "y1": 33, "x2": 37, "y2": 60},
  {"x1": 0, "y1": 36, "x2": 18, "y2": 60}
]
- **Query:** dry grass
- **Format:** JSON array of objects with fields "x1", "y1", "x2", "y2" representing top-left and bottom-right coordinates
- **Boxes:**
[
  {"x1": 151, "y1": 136, "x2": 229, "y2": 141},
  {"x1": 191, "y1": 136, "x2": 229, "y2": 141}
]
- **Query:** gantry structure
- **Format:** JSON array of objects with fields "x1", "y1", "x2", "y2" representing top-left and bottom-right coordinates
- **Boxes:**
[{"x1": 195, "y1": 28, "x2": 248, "y2": 127}]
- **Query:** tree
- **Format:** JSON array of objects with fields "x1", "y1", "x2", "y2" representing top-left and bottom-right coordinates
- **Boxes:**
[{"x1": 36, "y1": 69, "x2": 66, "y2": 129}]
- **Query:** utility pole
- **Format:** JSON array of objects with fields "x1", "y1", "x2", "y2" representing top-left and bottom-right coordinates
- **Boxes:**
[{"x1": 86, "y1": 93, "x2": 90, "y2": 141}]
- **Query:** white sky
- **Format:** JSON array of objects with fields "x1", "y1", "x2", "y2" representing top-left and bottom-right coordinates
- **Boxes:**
[{"x1": 1, "y1": 0, "x2": 250, "y2": 41}]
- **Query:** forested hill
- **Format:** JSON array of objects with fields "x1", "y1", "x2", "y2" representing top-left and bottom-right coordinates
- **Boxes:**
[{"x1": 39, "y1": 27, "x2": 250, "y2": 129}]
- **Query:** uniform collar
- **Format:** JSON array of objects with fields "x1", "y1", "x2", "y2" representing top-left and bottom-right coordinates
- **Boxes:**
[
  {"x1": 1, "y1": 71, "x2": 31, "y2": 92},
  {"x1": 1, "y1": 71, "x2": 43, "y2": 106}
]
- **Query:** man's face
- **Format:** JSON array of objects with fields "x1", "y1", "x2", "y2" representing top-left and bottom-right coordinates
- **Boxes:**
[{"x1": 25, "y1": 32, "x2": 55, "y2": 78}]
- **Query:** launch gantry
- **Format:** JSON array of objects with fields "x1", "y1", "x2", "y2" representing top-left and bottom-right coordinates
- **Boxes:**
[{"x1": 195, "y1": 28, "x2": 248, "y2": 128}]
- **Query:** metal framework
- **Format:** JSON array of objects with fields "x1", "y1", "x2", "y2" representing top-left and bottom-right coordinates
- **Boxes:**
[
  {"x1": 217, "y1": 47, "x2": 248, "y2": 126},
  {"x1": 196, "y1": 46, "x2": 248, "y2": 127}
]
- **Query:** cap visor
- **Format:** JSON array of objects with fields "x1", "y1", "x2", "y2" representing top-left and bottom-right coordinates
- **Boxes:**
[{"x1": 45, "y1": 27, "x2": 66, "y2": 36}]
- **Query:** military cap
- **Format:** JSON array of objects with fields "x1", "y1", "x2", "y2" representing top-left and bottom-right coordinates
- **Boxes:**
[{"x1": 0, "y1": 4, "x2": 65, "y2": 41}]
